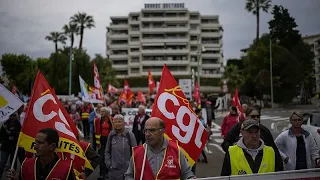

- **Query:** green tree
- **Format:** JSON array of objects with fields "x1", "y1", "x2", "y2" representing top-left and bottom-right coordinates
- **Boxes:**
[
  {"x1": 268, "y1": 5, "x2": 301, "y2": 50},
  {"x1": 63, "y1": 23, "x2": 79, "y2": 49},
  {"x1": 91, "y1": 54, "x2": 119, "y2": 88},
  {"x1": 245, "y1": 34, "x2": 300, "y2": 103},
  {"x1": 45, "y1": 32, "x2": 67, "y2": 53},
  {"x1": 268, "y1": 5, "x2": 314, "y2": 104},
  {"x1": 1, "y1": 54, "x2": 35, "y2": 94},
  {"x1": 223, "y1": 64, "x2": 245, "y2": 94},
  {"x1": 48, "y1": 52, "x2": 69, "y2": 94},
  {"x1": 72, "y1": 50, "x2": 92, "y2": 94},
  {"x1": 70, "y1": 12, "x2": 95, "y2": 50},
  {"x1": 226, "y1": 58, "x2": 244, "y2": 70},
  {"x1": 245, "y1": 0, "x2": 272, "y2": 40}
]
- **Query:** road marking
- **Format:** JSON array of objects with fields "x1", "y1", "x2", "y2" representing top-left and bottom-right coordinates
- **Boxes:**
[
  {"x1": 282, "y1": 127, "x2": 288, "y2": 131},
  {"x1": 208, "y1": 143, "x2": 225, "y2": 154},
  {"x1": 272, "y1": 117, "x2": 289, "y2": 121},
  {"x1": 212, "y1": 121, "x2": 221, "y2": 129},
  {"x1": 271, "y1": 122, "x2": 275, "y2": 130},
  {"x1": 214, "y1": 139, "x2": 224, "y2": 143},
  {"x1": 211, "y1": 133, "x2": 221, "y2": 137},
  {"x1": 261, "y1": 115, "x2": 281, "y2": 120}
]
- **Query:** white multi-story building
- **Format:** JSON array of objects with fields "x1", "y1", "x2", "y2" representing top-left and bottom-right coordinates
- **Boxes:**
[
  {"x1": 302, "y1": 34, "x2": 320, "y2": 93},
  {"x1": 106, "y1": 3, "x2": 224, "y2": 92}
]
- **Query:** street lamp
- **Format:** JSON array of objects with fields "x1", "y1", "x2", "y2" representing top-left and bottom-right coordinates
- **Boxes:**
[
  {"x1": 68, "y1": 46, "x2": 73, "y2": 97},
  {"x1": 197, "y1": 44, "x2": 206, "y2": 88},
  {"x1": 269, "y1": 38, "x2": 280, "y2": 109}
]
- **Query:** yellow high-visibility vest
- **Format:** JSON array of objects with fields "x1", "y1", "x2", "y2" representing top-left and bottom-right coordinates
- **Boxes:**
[{"x1": 229, "y1": 145, "x2": 275, "y2": 175}]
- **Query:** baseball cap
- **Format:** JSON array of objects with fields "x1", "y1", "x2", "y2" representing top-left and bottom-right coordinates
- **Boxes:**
[{"x1": 241, "y1": 119, "x2": 260, "y2": 130}]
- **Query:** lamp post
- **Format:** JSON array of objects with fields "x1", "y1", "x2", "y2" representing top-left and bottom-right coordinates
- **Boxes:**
[
  {"x1": 68, "y1": 46, "x2": 72, "y2": 97},
  {"x1": 197, "y1": 44, "x2": 205, "y2": 88},
  {"x1": 269, "y1": 38, "x2": 280, "y2": 109}
]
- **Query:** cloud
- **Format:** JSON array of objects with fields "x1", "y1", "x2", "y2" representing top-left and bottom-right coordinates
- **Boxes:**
[{"x1": 0, "y1": 0, "x2": 319, "y2": 61}]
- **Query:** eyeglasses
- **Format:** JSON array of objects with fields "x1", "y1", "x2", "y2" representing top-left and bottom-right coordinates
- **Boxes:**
[
  {"x1": 250, "y1": 115, "x2": 260, "y2": 119},
  {"x1": 143, "y1": 128, "x2": 163, "y2": 134}
]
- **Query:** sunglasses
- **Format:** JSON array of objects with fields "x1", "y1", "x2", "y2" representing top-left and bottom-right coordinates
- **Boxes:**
[{"x1": 250, "y1": 115, "x2": 260, "y2": 119}]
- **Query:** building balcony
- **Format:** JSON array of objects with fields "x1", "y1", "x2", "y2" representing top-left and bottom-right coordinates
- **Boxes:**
[
  {"x1": 201, "y1": 32, "x2": 221, "y2": 38},
  {"x1": 129, "y1": 62, "x2": 140, "y2": 67},
  {"x1": 129, "y1": 41, "x2": 140, "y2": 46},
  {"x1": 141, "y1": 38, "x2": 188, "y2": 43},
  {"x1": 129, "y1": 31, "x2": 140, "y2": 35},
  {"x1": 141, "y1": 49, "x2": 189, "y2": 55},
  {"x1": 142, "y1": 60, "x2": 189, "y2": 66},
  {"x1": 190, "y1": 30, "x2": 200, "y2": 34},
  {"x1": 129, "y1": 20, "x2": 140, "y2": 25},
  {"x1": 190, "y1": 19, "x2": 201, "y2": 24},
  {"x1": 110, "y1": 44, "x2": 128, "y2": 49},
  {"x1": 129, "y1": 52, "x2": 140, "y2": 56},
  {"x1": 140, "y1": 16, "x2": 189, "y2": 22},
  {"x1": 108, "y1": 34, "x2": 128, "y2": 39},
  {"x1": 141, "y1": 27, "x2": 189, "y2": 33},
  {"x1": 202, "y1": 43, "x2": 221, "y2": 48},
  {"x1": 201, "y1": 63, "x2": 221, "y2": 68},
  {"x1": 112, "y1": 64, "x2": 128, "y2": 70},
  {"x1": 202, "y1": 53, "x2": 221, "y2": 58},
  {"x1": 109, "y1": 54, "x2": 128, "y2": 60},
  {"x1": 141, "y1": 71, "x2": 189, "y2": 76},
  {"x1": 201, "y1": 24, "x2": 222, "y2": 29},
  {"x1": 201, "y1": 73, "x2": 222, "y2": 78},
  {"x1": 109, "y1": 24, "x2": 129, "y2": 29}
]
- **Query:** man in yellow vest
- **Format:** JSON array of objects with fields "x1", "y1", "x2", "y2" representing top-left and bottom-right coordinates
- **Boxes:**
[{"x1": 221, "y1": 119, "x2": 282, "y2": 176}]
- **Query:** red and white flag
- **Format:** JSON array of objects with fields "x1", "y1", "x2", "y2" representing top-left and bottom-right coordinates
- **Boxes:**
[
  {"x1": 137, "y1": 90, "x2": 146, "y2": 104},
  {"x1": 108, "y1": 84, "x2": 118, "y2": 93},
  {"x1": 232, "y1": 89, "x2": 245, "y2": 120},
  {"x1": 193, "y1": 82, "x2": 201, "y2": 108},
  {"x1": 93, "y1": 63, "x2": 104, "y2": 101},
  {"x1": 17, "y1": 71, "x2": 92, "y2": 169},
  {"x1": 151, "y1": 64, "x2": 208, "y2": 166}
]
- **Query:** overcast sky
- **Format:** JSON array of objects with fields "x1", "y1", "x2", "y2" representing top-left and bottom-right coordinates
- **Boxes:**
[{"x1": 0, "y1": 0, "x2": 319, "y2": 62}]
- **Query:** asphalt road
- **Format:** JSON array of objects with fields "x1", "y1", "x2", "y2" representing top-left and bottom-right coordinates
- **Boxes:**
[{"x1": 0, "y1": 107, "x2": 315, "y2": 179}]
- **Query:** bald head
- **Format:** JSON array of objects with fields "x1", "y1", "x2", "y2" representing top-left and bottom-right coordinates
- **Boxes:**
[{"x1": 145, "y1": 117, "x2": 165, "y2": 129}]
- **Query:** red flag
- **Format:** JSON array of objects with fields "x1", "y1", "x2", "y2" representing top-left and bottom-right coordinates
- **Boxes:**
[
  {"x1": 151, "y1": 64, "x2": 208, "y2": 166},
  {"x1": 17, "y1": 71, "x2": 91, "y2": 169},
  {"x1": 232, "y1": 89, "x2": 245, "y2": 120},
  {"x1": 193, "y1": 82, "x2": 201, "y2": 108},
  {"x1": 148, "y1": 69, "x2": 155, "y2": 94},
  {"x1": 137, "y1": 90, "x2": 146, "y2": 104},
  {"x1": 124, "y1": 80, "x2": 134, "y2": 105}
]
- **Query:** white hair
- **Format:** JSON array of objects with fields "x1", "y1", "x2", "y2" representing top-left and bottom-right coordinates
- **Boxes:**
[
  {"x1": 138, "y1": 105, "x2": 146, "y2": 110},
  {"x1": 113, "y1": 114, "x2": 124, "y2": 121},
  {"x1": 100, "y1": 107, "x2": 110, "y2": 114}
]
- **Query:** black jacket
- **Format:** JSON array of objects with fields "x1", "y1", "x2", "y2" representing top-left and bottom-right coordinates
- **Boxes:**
[
  {"x1": 132, "y1": 114, "x2": 150, "y2": 140},
  {"x1": 221, "y1": 146, "x2": 283, "y2": 176},
  {"x1": 221, "y1": 122, "x2": 283, "y2": 171},
  {"x1": 0, "y1": 119, "x2": 21, "y2": 152}
]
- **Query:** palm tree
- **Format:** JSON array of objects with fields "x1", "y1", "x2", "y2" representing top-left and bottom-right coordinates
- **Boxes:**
[
  {"x1": 245, "y1": 0, "x2": 272, "y2": 40},
  {"x1": 63, "y1": 23, "x2": 79, "y2": 49},
  {"x1": 223, "y1": 65, "x2": 245, "y2": 94},
  {"x1": 45, "y1": 32, "x2": 67, "y2": 53},
  {"x1": 70, "y1": 12, "x2": 95, "y2": 49}
]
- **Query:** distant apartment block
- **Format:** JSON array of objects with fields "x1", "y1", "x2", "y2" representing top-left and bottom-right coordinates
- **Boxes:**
[
  {"x1": 106, "y1": 3, "x2": 224, "y2": 80},
  {"x1": 302, "y1": 34, "x2": 320, "y2": 93}
]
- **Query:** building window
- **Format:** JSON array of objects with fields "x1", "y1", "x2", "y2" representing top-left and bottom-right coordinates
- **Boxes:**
[{"x1": 131, "y1": 68, "x2": 139, "y2": 73}]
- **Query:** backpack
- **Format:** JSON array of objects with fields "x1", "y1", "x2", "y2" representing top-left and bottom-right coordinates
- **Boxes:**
[{"x1": 108, "y1": 132, "x2": 132, "y2": 157}]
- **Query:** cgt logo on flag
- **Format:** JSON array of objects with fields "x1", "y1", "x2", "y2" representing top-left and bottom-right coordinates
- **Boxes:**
[{"x1": 152, "y1": 64, "x2": 208, "y2": 167}]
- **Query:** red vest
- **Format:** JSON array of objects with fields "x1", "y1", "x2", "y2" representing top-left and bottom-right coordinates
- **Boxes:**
[
  {"x1": 133, "y1": 140, "x2": 181, "y2": 180},
  {"x1": 21, "y1": 157, "x2": 72, "y2": 180},
  {"x1": 94, "y1": 116, "x2": 113, "y2": 149},
  {"x1": 58, "y1": 141, "x2": 91, "y2": 177}
]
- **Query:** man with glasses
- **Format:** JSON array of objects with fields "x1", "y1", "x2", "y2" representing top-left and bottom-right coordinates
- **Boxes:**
[
  {"x1": 221, "y1": 119, "x2": 281, "y2": 176},
  {"x1": 275, "y1": 112, "x2": 320, "y2": 170},
  {"x1": 124, "y1": 117, "x2": 196, "y2": 180}
]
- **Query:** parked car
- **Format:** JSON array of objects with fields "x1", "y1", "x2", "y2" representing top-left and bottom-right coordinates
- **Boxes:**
[{"x1": 302, "y1": 112, "x2": 320, "y2": 147}]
